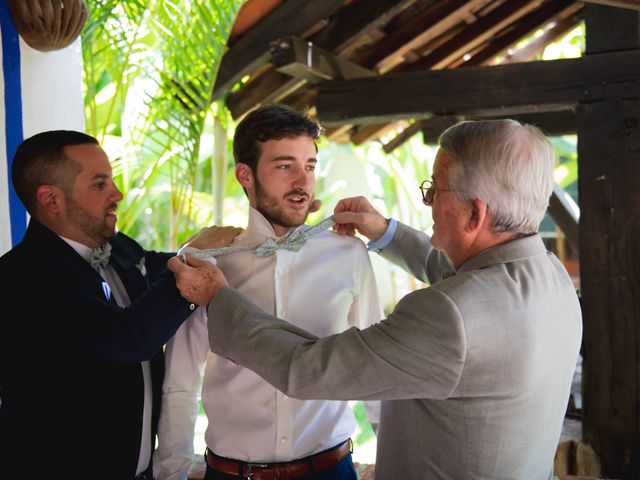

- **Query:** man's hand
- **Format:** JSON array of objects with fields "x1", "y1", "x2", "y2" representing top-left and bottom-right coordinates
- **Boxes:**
[
  {"x1": 183, "y1": 225, "x2": 242, "y2": 250},
  {"x1": 333, "y1": 196, "x2": 389, "y2": 241},
  {"x1": 168, "y1": 254, "x2": 229, "y2": 306}
]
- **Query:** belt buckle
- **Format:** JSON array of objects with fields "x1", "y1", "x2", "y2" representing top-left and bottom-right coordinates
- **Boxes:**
[{"x1": 245, "y1": 462, "x2": 269, "y2": 479}]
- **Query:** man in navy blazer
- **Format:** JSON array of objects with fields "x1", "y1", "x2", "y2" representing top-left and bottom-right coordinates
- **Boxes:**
[{"x1": 0, "y1": 131, "x2": 238, "y2": 479}]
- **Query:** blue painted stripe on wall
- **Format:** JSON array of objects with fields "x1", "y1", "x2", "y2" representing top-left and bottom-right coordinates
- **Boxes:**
[{"x1": 0, "y1": 1, "x2": 24, "y2": 246}]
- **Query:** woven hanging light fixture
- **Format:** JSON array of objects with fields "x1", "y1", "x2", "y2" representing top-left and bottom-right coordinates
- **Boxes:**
[{"x1": 7, "y1": 0, "x2": 89, "y2": 52}]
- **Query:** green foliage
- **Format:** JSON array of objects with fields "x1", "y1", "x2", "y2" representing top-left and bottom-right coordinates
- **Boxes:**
[
  {"x1": 351, "y1": 401, "x2": 376, "y2": 446},
  {"x1": 82, "y1": 3, "x2": 582, "y2": 255},
  {"x1": 82, "y1": 0, "x2": 244, "y2": 250},
  {"x1": 83, "y1": 1, "x2": 149, "y2": 139}
]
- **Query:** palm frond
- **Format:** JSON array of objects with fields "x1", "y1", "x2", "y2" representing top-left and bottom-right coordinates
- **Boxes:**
[{"x1": 82, "y1": 0, "x2": 243, "y2": 249}]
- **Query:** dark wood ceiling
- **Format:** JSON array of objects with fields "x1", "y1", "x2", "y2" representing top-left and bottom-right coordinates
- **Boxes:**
[{"x1": 213, "y1": 0, "x2": 587, "y2": 148}]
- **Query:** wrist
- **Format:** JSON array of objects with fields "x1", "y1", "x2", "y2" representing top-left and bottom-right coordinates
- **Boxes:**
[{"x1": 373, "y1": 217, "x2": 390, "y2": 241}]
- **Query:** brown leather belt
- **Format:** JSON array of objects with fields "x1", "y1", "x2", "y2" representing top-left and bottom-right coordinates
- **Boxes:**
[{"x1": 205, "y1": 439, "x2": 352, "y2": 479}]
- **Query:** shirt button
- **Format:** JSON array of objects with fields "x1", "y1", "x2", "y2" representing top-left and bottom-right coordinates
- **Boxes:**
[
  {"x1": 281, "y1": 436, "x2": 288, "y2": 443},
  {"x1": 277, "y1": 268, "x2": 285, "y2": 275},
  {"x1": 189, "y1": 303, "x2": 196, "y2": 311},
  {"x1": 282, "y1": 393, "x2": 288, "y2": 400},
  {"x1": 278, "y1": 310, "x2": 285, "y2": 317}
]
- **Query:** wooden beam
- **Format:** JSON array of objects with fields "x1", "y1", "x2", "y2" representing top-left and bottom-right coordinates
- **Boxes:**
[
  {"x1": 287, "y1": 88, "x2": 319, "y2": 115},
  {"x1": 226, "y1": 69, "x2": 306, "y2": 120},
  {"x1": 463, "y1": 0, "x2": 581, "y2": 67},
  {"x1": 421, "y1": 110, "x2": 578, "y2": 144},
  {"x1": 548, "y1": 183, "x2": 579, "y2": 250},
  {"x1": 308, "y1": 0, "x2": 417, "y2": 55},
  {"x1": 579, "y1": 94, "x2": 640, "y2": 478},
  {"x1": 499, "y1": 14, "x2": 581, "y2": 64},
  {"x1": 219, "y1": 0, "x2": 416, "y2": 113},
  {"x1": 270, "y1": 36, "x2": 375, "y2": 84},
  {"x1": 585, "y1": 2, "x2": 640, "y2": 52},
  {"x1": 351, "y1": 122, "x2": 404, "y2": 145},
  {"x1": 357, "y1": 0, "x2": 484, "y2": 72},
  {"x1": 258, "y1": 78, "x2": 307, "y2": 108},
  {"x1": 579, "y1": 4, "x2": 640, "y2": 477},
  {"x1": 396, "y1": 0, "x2": 541, "y2": 72},
  {"x1": 227, "y1": 34, "x2": 377, "y2": 121},
  {"x1": 581, "y1": 0, "x2": 640, "y2": 11},
  {"x1": 227, "y1": 69, "x2": 291, "y2": 120},
  {"x1": 342, "y1": 1, "x2": 579, "y2": 147},
  {"x1": 421, "y1": 115, "x2": 464, "y2": 144},
  {"x1": 504, "y1": 110, "x2": 578, "y2": 136},
  {"x1": 383, "y1": 121, "x2": 422, "y2": 153},
  {"x1": 324, "y1": 125, "x2": 354, "y2": 143},
  {"x1": 211, "y1": 0, "x2": 344, "y2": 101},
  {"x1": 315, "y1": 50, "x2": 640, "y2": 126}
]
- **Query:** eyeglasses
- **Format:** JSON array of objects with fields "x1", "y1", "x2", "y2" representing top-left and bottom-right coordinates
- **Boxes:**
[{"x1": 419, "y1": 179, "x2": 458, "y2": 206}]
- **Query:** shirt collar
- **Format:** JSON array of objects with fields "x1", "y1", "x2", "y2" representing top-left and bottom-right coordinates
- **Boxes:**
[
  {"x1": 244, "y1": 206, "x2": 305, "y2": 241},
  {"x1": 59, "y1": 236, "x2": 93, "y2": 265}
]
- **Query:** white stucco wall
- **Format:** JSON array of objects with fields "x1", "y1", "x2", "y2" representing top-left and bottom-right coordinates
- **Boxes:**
[{"x1": 0, "y1": 3, "x2": 84, "y2": 256}]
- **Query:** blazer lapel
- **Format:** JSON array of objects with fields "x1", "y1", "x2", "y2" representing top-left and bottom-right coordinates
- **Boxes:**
[{"x1": 109, "y1": 251, "x2": 149, "y2": 301}]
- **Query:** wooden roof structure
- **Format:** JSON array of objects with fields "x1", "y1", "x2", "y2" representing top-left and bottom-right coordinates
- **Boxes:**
[
  {"x1": 215, "y1": 1, "x2": 640, "y2": 478},
  {"x1": 216, "y1": 0, "x2": 588, "y2": 145}
]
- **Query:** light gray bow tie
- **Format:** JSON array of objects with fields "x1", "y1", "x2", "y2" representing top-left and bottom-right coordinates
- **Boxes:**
[
  {"x1": 90, "y1": 243, "x2": 112, "y2": 270},
  {"x1": 186, "y1": 215, "x2": 336, "y2": 260}
]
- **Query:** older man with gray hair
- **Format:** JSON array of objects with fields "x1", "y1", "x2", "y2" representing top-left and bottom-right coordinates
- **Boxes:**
[{"x1": 169, "y1": 119, "x2": 583, "y2": 480}]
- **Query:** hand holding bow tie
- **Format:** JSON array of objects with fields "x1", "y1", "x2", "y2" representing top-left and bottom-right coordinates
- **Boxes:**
[{"x1": 168, "y1": 254, "x2": 229, "y2": 306}]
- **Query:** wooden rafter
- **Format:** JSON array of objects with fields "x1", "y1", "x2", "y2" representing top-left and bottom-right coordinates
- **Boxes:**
[
  {"x1": 212, "y1": 0, "x2": 344, "y2": 101},
  {"x1": 223, "y1": 0, "x2": 415, "y2": 120},
  {"x1": 315, "y1": 50, "x2": 640, "y2": 126},
  {"x1": 462, "y1": 0, "x2": 581, "y2": 67},
  {"x1": 356, "y1": 0, "x2": 486, "y2": 73},
  {"x1": 396, "y1": 0, "x2": 543, "y2": 72},
  {"x1": 227, "y1": 70, "x2": 293, "y2": 119},
  {"x1": 351, "y1": 122, "x2": 407, "y2": 145},
  {"x1": 383, "y1": 121, "x2": 423, "y2": 153},
  {"x1": 308, "y1": 0, "x2": 417, "y2": 55},
  {"x1": 499, "y1": 13, "x2": 581, "y2": 64},
  {"x1": 420, "y1": 110, "x2": 577, "y2": 144},
  {"x1": 375, "y1": 0, "x2": 581, "y2": 149},
  {"x1": 581, "y1": 0, "x2": 640, "y2": 10}
]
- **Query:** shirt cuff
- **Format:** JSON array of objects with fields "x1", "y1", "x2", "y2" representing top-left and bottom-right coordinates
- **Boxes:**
[{"x1": 367, "y1": 218, "x2": 398, "y2": 253}]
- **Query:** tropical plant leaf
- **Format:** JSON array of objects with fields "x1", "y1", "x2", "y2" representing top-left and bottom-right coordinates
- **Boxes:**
[{"x1": 82, "y1": 0, "x2": 243, "y2": 249}]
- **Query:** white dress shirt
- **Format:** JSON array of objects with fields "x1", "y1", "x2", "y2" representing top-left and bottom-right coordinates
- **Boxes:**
[
  {"x1": 154, "y1": 208, "x2": 383, "y2": 480},
  {"x1": 63, "y1": 237, "x2": 153, "y2": 476}
]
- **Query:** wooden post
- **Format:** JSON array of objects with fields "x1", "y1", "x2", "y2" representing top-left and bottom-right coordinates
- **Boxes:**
[{"x1": 578, "y1": 4, "x2": 640, "y2": 478}]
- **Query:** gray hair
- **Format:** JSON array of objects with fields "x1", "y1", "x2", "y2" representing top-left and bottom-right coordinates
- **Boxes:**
[{"x1": 438, "y1": 119, "x2": 555, "y2": 235}]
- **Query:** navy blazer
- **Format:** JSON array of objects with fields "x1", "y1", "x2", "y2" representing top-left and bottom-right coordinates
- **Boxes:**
[{"x1": 0, "y1": 219, "x2": 194, "y2": 479}]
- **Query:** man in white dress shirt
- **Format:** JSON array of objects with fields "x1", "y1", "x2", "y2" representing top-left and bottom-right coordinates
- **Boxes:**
[{"x1": 154, "y1": 105, "x2": 382, "y2": 480}]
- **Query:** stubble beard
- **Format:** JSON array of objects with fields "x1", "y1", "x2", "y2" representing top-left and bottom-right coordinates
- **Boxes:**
[
  {"x1": 254, "y1": 178, "x2": 310, "y2": 231},
  {"x1": 65, "y1": 194, "x2": 117, "y2": 245}
]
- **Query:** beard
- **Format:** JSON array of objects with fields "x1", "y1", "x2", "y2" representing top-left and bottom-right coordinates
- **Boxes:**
[
  {"x1": 65, "y1": 194, "x2": 117, "y2": 245},
  {"x1": 254, "y1": 178, "x2": 311, "y2": 231}
]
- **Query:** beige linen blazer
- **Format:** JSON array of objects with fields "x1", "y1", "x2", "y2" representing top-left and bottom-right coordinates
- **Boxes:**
[{"x1": 207, "y1": 223, "x2": 583, "y2": 479}]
